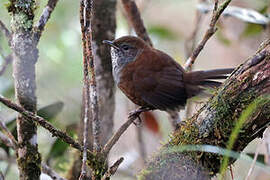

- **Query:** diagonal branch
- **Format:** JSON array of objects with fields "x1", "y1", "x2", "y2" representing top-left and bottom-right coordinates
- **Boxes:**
[
  {"x1": 0, "y1": 54, "x2": 12, "y2": 76},
  {"x1": 184, "y1": 0, "x2": 232, "y2": 71},
  {"x1": 33, "y1": 0, "x2": 60, "y2": 44},
  {"x1": 101, "y1": 157, "x2": 124, "y2": 180},
  {"x1": 0, "y1": 118, "x2": 17, "y2": 148},
  {"x1": 0, "y1": 20, "x2": 11, "y2": 43},
  {"x1": 0, "y1": 118, "x2": 66, "y2": 180},
  {"x1": 41, "y1": 163, "x2": 67, "y2": 180},
  {"x1": 102, "y1": 107, "x2": 149, "y2": 156},
  {"x1": 0, "y1": 95, "x2": 96, "y2": 163},
  {"x1": 0, "y1": 131, "x2": 16, "y2": 150}
]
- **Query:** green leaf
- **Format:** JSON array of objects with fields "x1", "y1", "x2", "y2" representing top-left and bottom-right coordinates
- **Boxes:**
[
  {"x1": 37, "y1": 101, "x2": 64, "y2": 120},
  {"x1": 46, "y1": 138, "x2": 69, "y2": 162},
  {"x1": 46, "y1": 123, "x2": 76, "y2": 163}
]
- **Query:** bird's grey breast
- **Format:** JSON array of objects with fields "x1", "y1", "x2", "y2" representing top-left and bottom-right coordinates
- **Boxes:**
[{"x1": 111, "y1": 48, "x2": 125, "y2": 85}]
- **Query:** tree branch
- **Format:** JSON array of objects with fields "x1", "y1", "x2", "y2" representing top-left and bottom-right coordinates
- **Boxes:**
[
  {"x1": 0, "y1": 20, "x2": 11, "y2": 43},
  {"x1": 0, "y1": 118, "x2": 18, "y2": 148},
  {"x1": 0, "y1": 95, "x2": 97, "y2": 164},
  {"x1": 0, "y1": 117, "x2": 66, "y2": 180},
  {"x1": 139, "y1": 39, "x2": 270, "y2": 179},
  {"x1": 0, "y1": 54, "x2": 12, "y2": 76},
  {"x1": 0, "y1": 131, "x2": 16, "y2": 150},
  {"x1": 33, "y1": 0, "x2": 60, "y2": 44},
  {"x1": 101, "y1": 157, "x2": 124, "y2": 180},
  {"x1": 79, "y1": 0, "x2": 94, "y2": 178},
  {"x1": 184, "y1": 0, "x2": 232, "y2": 71},
  {"x1": 121, "y1": 0, "x2": 153, "y2": 47},
  {"x1": 41, "y1": 163, "x2": 67, "y2": 180},
  {"x1": 9, "y1": 0, "x2": 41, "y2": 178},
  {"x1": 102, "y1": 108, "x2": 148, "y2": 156}
]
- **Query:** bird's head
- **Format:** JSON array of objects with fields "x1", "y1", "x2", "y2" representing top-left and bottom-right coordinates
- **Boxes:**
[{"x1": 103, "y1": 36, "x2": 150, "y2": 82}]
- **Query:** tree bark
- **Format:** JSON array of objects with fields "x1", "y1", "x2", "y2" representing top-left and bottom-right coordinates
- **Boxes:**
[
  {"x1": 8, "y1": 0, "x2": 41, "y2": 179},
  {"x1": 139, "y1": 40, "x2": 270, "y2": 180},
  {"x1": 67, "y1": 0, "x2": 116, "y2": 179},
  {"x1": 92, "y1": 0, "x2": 117, "y2": 146}
]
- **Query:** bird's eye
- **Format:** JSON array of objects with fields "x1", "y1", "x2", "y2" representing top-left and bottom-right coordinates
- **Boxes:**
[{"x1": 122, "y1": 45, "x2": 129, "y2": 51}]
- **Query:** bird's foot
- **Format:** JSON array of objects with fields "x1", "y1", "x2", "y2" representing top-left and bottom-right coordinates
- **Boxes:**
[{"x1": 128, "y1": 107, "x2": 151, "y2": 127}]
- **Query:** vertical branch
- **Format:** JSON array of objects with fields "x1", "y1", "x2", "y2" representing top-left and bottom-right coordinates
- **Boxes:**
[
  {"x1": 8, "y1": 0, "x2": 41, "y2": 179},
  {"x1": 71, "y1": 0, "x2": 117, "y2": 177},
  {"x1": 121, "y1": 0, "x2": 153, "y2": 47},
  {"x1": 79, "y1": 0, "x2": 101, "y2": 178},
  {"x1": 85, "y1": 1, "x2": 100, "y2": 154},
  {"x1": 79, "y1": 0, "x2": 92, "y2": 178}
]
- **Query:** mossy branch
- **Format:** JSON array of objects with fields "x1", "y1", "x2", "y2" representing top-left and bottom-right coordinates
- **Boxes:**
[{"x1": 139, "y1": 39, "x2": 270, "y2": 180}]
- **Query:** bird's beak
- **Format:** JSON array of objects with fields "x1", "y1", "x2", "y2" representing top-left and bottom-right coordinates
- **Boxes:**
[{"x1": 102, "y1": 40, "x2": 120, "y2": 50}]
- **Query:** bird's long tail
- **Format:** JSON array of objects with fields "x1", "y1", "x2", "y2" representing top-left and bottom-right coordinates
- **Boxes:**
[{"x1": 184, "y1": 68, "x2": 234, "y2": 98}]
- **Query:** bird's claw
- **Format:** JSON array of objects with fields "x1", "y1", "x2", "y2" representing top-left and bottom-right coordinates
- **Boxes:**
[
  {"x1": 133, "y1": 116, "x2": 142, "y2": 127},
  {"x1": 128, "y1": 110, "x2": 142, "y2": 126},
  {"x1": 128, "y1": 107, "x2": 150, "y2": 127}
]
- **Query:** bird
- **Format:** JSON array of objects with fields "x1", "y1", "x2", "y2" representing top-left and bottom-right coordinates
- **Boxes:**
[{"x1": 103, "y1": 36, "x2": 233, "y2": 126}]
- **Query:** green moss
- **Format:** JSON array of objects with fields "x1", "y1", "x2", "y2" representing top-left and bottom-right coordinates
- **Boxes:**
[
  {"x1": 16, "y1": 144, "x2": 41, "y2": 180},
  {"x1": 7, "y1": 0, "x2": 36, "y2": 32},
  {"x1": 11, "y1": 12, "x2": 33, "y2": 31}
]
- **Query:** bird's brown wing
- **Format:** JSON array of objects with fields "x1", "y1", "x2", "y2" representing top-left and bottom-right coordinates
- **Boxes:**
[{"x1": 133, "y1": 49, "x2": 187, "y2": 111}]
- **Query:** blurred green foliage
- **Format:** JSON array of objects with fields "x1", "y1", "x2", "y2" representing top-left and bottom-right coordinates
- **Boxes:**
[{"x1": 148, "y1": 25, "x2": 178, "y2": 40}]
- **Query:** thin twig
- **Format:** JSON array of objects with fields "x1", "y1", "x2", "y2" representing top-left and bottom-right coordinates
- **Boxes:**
[
  {"x1": 184, "y1": 0, "x2": 232, "y2": 71},
  {"x1": 0, "y1": 54, "x2": 12, "y2": 76},
  {"x1": 0, "y1": 131, "x2": 16, "y2": 150},
  {"x1": 80, "y1": 0, "x2": 100, "y2": 154},
  {"x1": 245, "y1": 139, "x2": 263, "y2": 180},
  {"x1": 101, "y1": 157, "x2": 124, "y2": 180},
  {"x1": 79, "y1": 0, "x2": 95, "y2": 178},
  {"x1": 121, "y1": 0, "x2": 153, "y2": 47},
  {"x1": 184, "y1": 0, "x2": 205, "y2": 119},
  {"x1": 0, "y1": 20, "x2": 11, "y2": 43},
  {"x1": 0, "y1": 118, "x2": 17, "y2": 148},
  {"x1": 0, "y1": 126, "x2": 66, "y2": 180},
  {"x1": 33, "y1": 0, "x2": 60, "y2": 44},
  {"x1": 0, "y1": 95, "x2": 96, "y2": 162},
  {"x1": 102, "y1": 108, "x2": 149, "y2": 156},
  {"x1": 42, "y1": 163, "x2": 67, "y2": 180}
]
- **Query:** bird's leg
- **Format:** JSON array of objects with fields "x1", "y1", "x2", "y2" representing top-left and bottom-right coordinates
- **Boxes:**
[{"x1": 128, "y1": 107, "x2": 151, "y2": 126}]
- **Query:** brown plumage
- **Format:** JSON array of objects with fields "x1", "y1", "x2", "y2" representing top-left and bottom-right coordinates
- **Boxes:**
[{"x1": 103, "y1": 36, "x2": 233, "y2": 112}]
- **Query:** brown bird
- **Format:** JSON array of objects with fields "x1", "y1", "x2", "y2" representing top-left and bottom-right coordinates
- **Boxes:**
[{"x1": 103, "y1": 36, "x2": 233, "y2": 124}]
